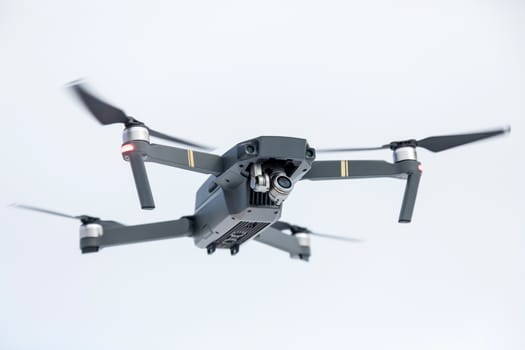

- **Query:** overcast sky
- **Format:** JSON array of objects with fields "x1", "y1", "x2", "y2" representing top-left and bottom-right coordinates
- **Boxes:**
[{"x1": 1, "y1": 0, "x2": 524, "y2": 349}]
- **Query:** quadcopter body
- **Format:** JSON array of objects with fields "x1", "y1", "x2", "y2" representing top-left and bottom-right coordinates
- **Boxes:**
[
  {"x1": 14, "y1": 82, "x2": 510, "y2": 262},
  {"x1": 191, "y1": 135, "x2": 314, "y2": 252}
]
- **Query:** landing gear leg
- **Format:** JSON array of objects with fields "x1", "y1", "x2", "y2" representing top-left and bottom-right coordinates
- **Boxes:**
[
  {"x1": 230, "y1": 245, "x2": 239, "y2": 256},
  {"x1": 207, "y1": 244, "x2": 216, "y2": 255}
]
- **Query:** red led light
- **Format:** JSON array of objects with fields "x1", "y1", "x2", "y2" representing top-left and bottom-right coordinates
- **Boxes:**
[
  {"x1": 418, "y1": 164, "x2": 423, "y2": 172},
  {"x1": 121, "y1": 144, "x2": 135, "y2": 153}
]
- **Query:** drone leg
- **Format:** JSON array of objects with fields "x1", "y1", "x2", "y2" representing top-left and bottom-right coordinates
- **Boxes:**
[
  {"x1": 128, "y1": 152, "x2": 155, "y2": 210},
  {"x1": 298, "y1": 254, "x2": 309, "y2": 262},
  {"x1": 399, "y1": 171, "x2": 421, "y2": 223},
  {"x1": 207, "y1": 243, "x2": 216, "y2": 255},
  {"x1": 230, "y1": 245, "x2": 240, "y2": 256}
]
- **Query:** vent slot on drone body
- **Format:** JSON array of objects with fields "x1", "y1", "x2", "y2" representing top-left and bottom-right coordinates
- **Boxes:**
[
  {"x1": 215, "y1": 221, "x2": 270, "y2": 249},
  {"x1": 249, "y1": 191, "x2": 277, "y2": 207}
]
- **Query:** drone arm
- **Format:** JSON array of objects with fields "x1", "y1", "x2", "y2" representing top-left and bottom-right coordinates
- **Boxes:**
[
  {"x1": 133, "y1": 142, "x2": 223, "y2": 176},
  {"x1": 121, "y1": 141, "x2": 223, "y2": 210},
  {"x1": 303, "y1": 160, "x2": 422, "y2": 223},
  {"x1": 303, "y1": 160, "x2": 408, "y2": 180},
  {"x1": 254, "y1": 226, "x2": 310, "y2": 261},
  {"x1": 80, "y1": 217, "x2": 193, "y2": 253}
]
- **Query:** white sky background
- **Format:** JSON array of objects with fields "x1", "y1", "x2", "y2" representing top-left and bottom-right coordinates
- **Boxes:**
[{"x1": 0, "y1": 0, "x2": 523, "y2": 349}]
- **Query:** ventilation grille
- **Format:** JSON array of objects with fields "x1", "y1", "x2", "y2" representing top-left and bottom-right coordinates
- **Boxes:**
[
  {"x1": 214, "y1": 221, "x2": 270, "y2": 249},
  {"x1": 249, "y1": 191, "x2": 277, "y2": 207}
]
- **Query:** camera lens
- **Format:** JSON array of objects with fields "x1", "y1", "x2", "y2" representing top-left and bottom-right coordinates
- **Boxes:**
[
  {"x1": 269, "y1": 173, "x2": 294, "y2": 205},
  {"x1": 276, "y1": 176, "x2": 292, "y2": 189}
]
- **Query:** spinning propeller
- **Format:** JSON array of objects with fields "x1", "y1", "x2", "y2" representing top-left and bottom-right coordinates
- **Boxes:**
[
  {"x1": 10, "y1": 203, "x2": 99, "y2": 224},
  {"x1": 317, "y1": 126, "x2": 511, "y2": 153},
  {"x1": 68, "y1": 80, "x2": 218, "y2": 210},
  {"x1": 67, "y1": 80, "x2": 214, "y2": 151},
  {"x1": 272, "y1": 221, "x2": 362, "y2": 243}
]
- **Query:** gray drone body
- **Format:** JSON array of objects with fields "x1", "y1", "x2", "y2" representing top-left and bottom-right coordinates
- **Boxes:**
[
  {"x1": 13, "y1": 81, "x2": 510, "y2": 262},
  {"x1": 192, "y1": 136, "x2": 315, "y2": 253}
]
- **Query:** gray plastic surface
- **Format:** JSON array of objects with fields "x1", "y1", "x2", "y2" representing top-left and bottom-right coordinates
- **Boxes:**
[
  {"x1": 128, "y1": 152, "x2": 155, "y2": 209},
  {"x1": 303, "y1": 159, "x2": 422, "y2": 223},
  {"x1": 398, "y1": 171, "x2": 421, "y2": 223},
  {"x1": 136, "y1": 142, "x2": 223, "y2": 175},
  {"x1": 93, "y1": 218, "x2": 193, "y2": 249}
]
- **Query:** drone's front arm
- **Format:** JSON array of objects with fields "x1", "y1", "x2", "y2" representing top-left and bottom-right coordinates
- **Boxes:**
[
  {"x1": 124, "y1": 141, "x2": 223, "y2": 175},
  {"x1": 143, "y1": 142, "x2": 223, "y2": 175},
  {"x1": 303, "y1": 160, "x2": 422, "y2": 223},
  {"x1": 80, "y1": 217, "x2": 193, "y2": 253},
  {"x1": 121, "y1": 140, "x2": 223, "y2": 209}
]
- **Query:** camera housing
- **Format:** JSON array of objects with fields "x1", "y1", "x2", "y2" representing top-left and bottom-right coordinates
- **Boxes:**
[{"x1": 269, "y1": 172, "x2": 294, "y2": 205}]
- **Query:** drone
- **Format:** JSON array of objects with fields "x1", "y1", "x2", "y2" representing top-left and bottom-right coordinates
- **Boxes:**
[{"x1": 13, "y1": 81, "x2": 511, "y2": 261}]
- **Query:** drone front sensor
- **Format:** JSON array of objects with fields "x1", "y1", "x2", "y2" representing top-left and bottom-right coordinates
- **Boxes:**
[{"x1": 11, "y1": 81, "x2": 511, "y2": 261}]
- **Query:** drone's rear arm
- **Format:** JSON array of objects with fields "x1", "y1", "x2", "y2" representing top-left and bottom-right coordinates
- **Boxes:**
[{"x1": 302, "y1": 160, "x2": 422, "y2": 223}]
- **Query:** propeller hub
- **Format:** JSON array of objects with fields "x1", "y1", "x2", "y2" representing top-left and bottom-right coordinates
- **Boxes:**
[
  {"x1": 78, "y1": 215, "x2": 100, "y2": 224},
  {"x1": 123, "y1": 125, "x2": 150, "y2": 143},
  {"x1": 389, "y1": 139, "x2": 417, "y2": 150},
  {"x1": 124, "y1": 117, "x2": 145, "y2": 127},
  {"x1": 393, "y1": 146, "x2": 417, "y2": 163}
]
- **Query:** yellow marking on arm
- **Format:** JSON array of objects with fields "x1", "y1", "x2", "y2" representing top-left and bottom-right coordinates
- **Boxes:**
[
  {"x1": 187, "y1": 150, "x2": 195, "y2": 168},
  {"x1": 340, "y1": 160, "x2": 348, "y2": 177}
]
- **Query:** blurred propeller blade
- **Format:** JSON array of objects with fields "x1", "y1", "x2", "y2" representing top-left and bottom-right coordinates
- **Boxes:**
[
  {"x1": 11, "y1": 203, "x2": 76, "y2": 219},
  {"x1": 148, "y1": 129, "x2": 214, "y2": 150},
  {"x1": 67, "y1": 80, "x2": 215, "y2": 151},
  {"x1": 416, "y1": 126, "x2": 511, "y2": 152},
  {"x1": 316, "y1": 126, "x2": 510, "y2": 153},
  {"x1": 316, "y1": 145, "x2": 389, "y2": 153},
  {"x1": 272, "y1": 221, "x2": 362, "y2": 243},
  {"x1": 10, "y1": 203, "x2": 99, "y2": 223},
  {"x1": 68, "y1": 81, "x2": 131, "y2": 125},
  {"x1": 309, "y1": 232, "x2": 363, "y2": 242}
]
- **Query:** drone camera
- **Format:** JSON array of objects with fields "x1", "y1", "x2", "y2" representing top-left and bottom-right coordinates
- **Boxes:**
[
  {"x1": 269, "y1": 172, "x2": 294, "y2": 205},
  {"x1": 276, "y1": 175, "x2": 292, "y2": 189}
]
